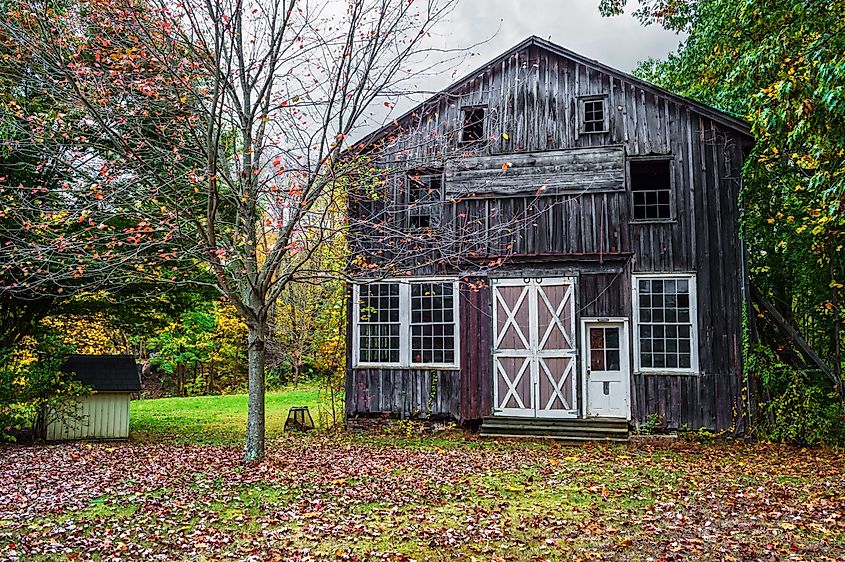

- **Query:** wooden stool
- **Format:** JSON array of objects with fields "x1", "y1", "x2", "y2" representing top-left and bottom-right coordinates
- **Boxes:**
[{"x1": 285, "y1": 406, "x2": 315, "y2": 431}]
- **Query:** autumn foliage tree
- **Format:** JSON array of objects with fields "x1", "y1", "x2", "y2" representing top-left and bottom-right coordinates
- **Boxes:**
[{"x1": 0, "y1": 0, "x2": 465, "y2": 462}]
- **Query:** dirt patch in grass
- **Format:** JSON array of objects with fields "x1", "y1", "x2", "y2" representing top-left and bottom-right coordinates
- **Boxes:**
[{"x1": 1, "y1": 436, "x2": 843, "y2": 561}]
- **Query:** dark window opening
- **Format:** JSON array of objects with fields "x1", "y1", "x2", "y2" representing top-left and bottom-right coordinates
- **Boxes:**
[
  {"x1": 582, "y1": 98, "x2": 606, "y2": 133},
  {"x1": 406, "y1": 172, "x2": 442, "y2": 230},
  {"x1": 631, "y1": 159, "x2": 672, "y2": 220},
  {"x1": 461, "y1": 107, "x2": 485, "y2": 143}
]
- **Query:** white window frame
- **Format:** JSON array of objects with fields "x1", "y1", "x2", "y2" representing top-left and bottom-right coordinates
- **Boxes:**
[
  {"x1": 352, "y1": 277, "x2": 461, "y2": 370},
  {"x1": 632, "y1": 273, "x2": 699, "y2": 375}
]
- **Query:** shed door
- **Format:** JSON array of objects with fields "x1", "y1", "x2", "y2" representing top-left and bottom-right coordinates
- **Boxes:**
[{"x1": 492, "y1": 278, "x2": 577, "y2": 418}]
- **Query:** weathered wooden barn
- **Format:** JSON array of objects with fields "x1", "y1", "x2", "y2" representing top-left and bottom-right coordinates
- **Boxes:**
[
  {"x1": 45, "y1": 355, "x2": 141, "y2": 441},
  {"x1": 345, "y1": 36, "x2": 753, "y2": 439}
]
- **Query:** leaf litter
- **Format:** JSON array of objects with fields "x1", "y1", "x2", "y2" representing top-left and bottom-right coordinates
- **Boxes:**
[{"x1": 0, "y1": 437, "x2": 843, "y2": 561}]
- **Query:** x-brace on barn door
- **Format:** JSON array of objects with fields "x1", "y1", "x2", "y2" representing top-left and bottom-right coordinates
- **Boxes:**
[{"x1": 492, "y1": 278, "x2": 577, "y2": 418}]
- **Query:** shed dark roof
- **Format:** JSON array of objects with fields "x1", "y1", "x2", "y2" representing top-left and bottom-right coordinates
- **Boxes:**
[{"x1": 61, "y1": 355, "x2": 141, "y2": 392}]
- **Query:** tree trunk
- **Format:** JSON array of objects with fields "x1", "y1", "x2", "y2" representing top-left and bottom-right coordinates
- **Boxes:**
[{"x1": 244, "y1": 323, "x2": 266, "y2": 463}]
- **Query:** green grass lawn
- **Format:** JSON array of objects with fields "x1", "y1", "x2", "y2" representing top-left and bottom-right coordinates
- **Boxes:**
[{"x1": 130, "y1": 388, "x2": 328, "y2": 443}]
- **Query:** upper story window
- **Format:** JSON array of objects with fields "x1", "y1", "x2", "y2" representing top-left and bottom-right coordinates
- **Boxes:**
[
  {"x1": 406, "y1": 171, "x2": 442, "y2": 230},
  {"x1": 460, "y1": 106, "x2": 486, "y2": 144},
  {"x1": 630, "y1": 159, "x2": 672, "y2": 221},
  {"x1": 579, "y1": 96, "x2": 607, "y2": 133}
]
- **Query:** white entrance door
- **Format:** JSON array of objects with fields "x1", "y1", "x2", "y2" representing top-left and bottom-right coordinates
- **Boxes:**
[
  {"x1": 492, "y1": 278, "x2": 577, "y2": 419},
  {"x1": 582, "y1": 320, "x2": 630, "y2": 419}
]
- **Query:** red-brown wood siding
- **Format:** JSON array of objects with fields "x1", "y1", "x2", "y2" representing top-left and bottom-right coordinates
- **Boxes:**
[{"x1": 459, "y1": 283, "x2": 492, "y2": 422}]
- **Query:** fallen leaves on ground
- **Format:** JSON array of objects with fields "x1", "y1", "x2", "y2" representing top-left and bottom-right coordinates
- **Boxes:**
[{"x1": 1, "y1": 436, "x2": 843, "y2": 561}]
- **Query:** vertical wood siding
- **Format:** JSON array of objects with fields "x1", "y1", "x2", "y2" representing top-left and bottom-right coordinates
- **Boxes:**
[
  {"x1": 345, "y1": 283, "x2": 493, "y2": 421},
  {"x1": 45, "y1": 393, "x2": 132, "y2": 440},
  {"x1": 459, "y1": 284, "x2": 492, "y2": 421},
  {"x1": 345, "y1": 369, "x2": 461, "y2": 420},
  {"x1": 348, "y1": 42, "x2": 751, "y2": 431}
]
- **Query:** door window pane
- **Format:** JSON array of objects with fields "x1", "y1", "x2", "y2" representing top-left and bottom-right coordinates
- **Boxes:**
[{"x1": 589, "y1": 326, "x2": 621, "y2": 372}]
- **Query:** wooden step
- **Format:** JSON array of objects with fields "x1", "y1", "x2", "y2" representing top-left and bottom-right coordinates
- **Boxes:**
[
  {"x1": 481, "y1": 424, "x2": 629, "y2": 439},
  {"x1": 482, "y1": 416, "x2": 628, "y2": 427},
  {"x1": 479, "y1": 432, "x2": 630, "y2": 443},
  {"x1": 479, "y1": 416, "x2": 630, "y2": 442}
]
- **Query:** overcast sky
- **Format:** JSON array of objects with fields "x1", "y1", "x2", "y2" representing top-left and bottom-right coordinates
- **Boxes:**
[
  {"x1": 443, "y1": 0, "x2": 684, "y2": 80},
  {"x1": 362, "y1": 0, "x2": 685, "y2": 131}
]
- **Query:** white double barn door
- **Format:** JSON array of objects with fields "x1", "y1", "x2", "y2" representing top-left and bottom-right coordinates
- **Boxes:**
[{"x1": 492, "y1": 278, "x2": 578, "y2": 418}]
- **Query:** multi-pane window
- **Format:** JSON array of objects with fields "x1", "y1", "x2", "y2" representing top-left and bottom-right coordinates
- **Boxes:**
[
  {"x1": 411, "y1": 283, "x2": 456, "y2": 364},
  {"x1": 581, "y1": 97, "x2": 606, "y2": 133},
  {"x1": 636, "y1": 276, "x2": 696, "y2": 372},
  {"x1": 631, "y1": 159, "x2": 672, "y2": 220},
  {"x1": 406, "y1": 172, "x2": 442, "y2": 230},
  {"x1": 460, "y1": 107, "x2": 485, "y2": 143},
  {"x1": 354, "y1": 280, "x2": 459, "y2": 368},
  {"x1": 357, "y1": 283, "x2": 400, "y2": 364}
]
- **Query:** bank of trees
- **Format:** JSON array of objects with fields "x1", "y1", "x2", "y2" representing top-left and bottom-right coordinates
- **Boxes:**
[
  {"x1": 602, "y1": 0, "x2": 845, "y2": 443},
  {"x1": 1, "y1": 0, "x2": 470, "y2": 460}
]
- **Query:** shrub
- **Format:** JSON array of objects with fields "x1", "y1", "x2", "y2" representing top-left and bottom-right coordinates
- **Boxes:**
[
  {"x1": 0, "y1": 334, "x2": 88, "y2": 441},
  {"x1": 751, "y1": 346, "x2": 845, "y2": 446}
]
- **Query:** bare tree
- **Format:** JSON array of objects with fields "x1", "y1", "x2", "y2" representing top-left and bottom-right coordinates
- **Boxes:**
[
  {"x1": 1, "y1": 0, "x2": 473, "y2": 462},
  {"x1": 2, "y1": 0, "x2": 545, "y2": 463}
]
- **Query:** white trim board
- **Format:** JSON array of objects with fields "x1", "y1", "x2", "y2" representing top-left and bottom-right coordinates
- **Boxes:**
[{"x1": 631, "y1": 273, "x2": 699, "y2": 375}]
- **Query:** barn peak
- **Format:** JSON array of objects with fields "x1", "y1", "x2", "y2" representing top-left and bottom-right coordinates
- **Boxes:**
[{"x1": 359, "y1": 35, "x2": 750, "y2": 148}]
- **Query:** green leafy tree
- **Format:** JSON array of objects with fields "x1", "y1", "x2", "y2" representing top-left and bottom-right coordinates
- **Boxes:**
[
  {"x1": 146, "y1": 299, "x2": 248, "y2": 396},
  {"x1": 602, "y1": 0, "x2": 845, "y2": 441},
  {"x1": 1, "y1": 0, "x2": 461, "y2": 464}
]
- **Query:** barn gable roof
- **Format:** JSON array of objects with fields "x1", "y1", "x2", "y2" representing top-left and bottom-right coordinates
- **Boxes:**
[
  {"x1": 61, "y1": 355, "x2": 141, "y2": 392},
  {"x1": 358, "y1": 35, "x2": 752, "y2": 148}
]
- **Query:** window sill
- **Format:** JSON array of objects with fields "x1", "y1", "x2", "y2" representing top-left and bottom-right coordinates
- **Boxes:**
[
  {"x1": 408, "y1": 364, "x2": 460, "y2": 370},
  {"x1": 403, "y1": 227, "x2": 438, "y2": 234},
  {"x1": 630, "y1": 219, "x2": 678, "y2": 225},
  {"x1": 636, "y1": 370, "x2": 699, "y2": 376},
  {"x1": 352, "y1": 364, "x2": 460, "y2": 371},
  {"x1": 579, "y1": 129, "x2": 609, "y2": 135}
]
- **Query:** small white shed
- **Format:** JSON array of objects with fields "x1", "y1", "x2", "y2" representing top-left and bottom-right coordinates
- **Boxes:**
[{"x1": 45, "y1": 355, "x2": 141, "y2": 441}]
